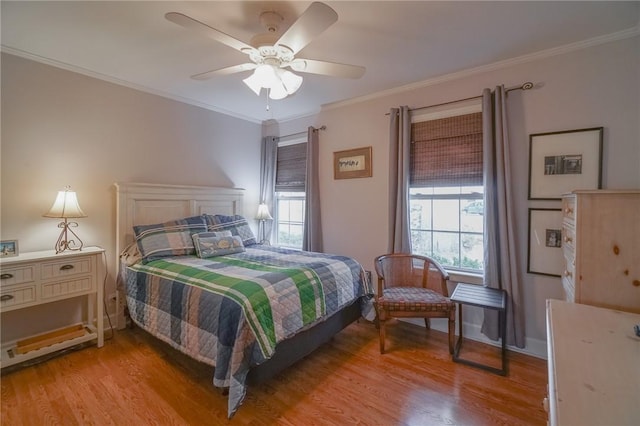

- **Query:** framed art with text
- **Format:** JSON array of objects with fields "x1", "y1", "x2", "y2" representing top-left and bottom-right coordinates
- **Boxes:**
[
  {"x1": 528, "y1": 127, "x2": 603, "y2": 200},
  {"x1": 333, "y1": 146, "x2": 372, "y2": 179},
  {"x1": 527, "y1": 208, "x2": 563, "y2": 277}
]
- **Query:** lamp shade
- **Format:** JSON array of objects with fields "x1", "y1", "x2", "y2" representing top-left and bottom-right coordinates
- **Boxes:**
[
  {"x1": 43, "y1": 188, "x2": 87, "y2": 219},
  {"x1": 256, "y1": 204, "x2": 273, "y2": 221}
]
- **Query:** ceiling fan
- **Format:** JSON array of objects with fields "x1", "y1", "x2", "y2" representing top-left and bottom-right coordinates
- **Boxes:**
[{"x1": 165, "y1": 2, "x2": 365, "y2": 100}]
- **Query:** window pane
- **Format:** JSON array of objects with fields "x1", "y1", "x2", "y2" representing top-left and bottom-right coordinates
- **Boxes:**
[
  {"x1": 411, "y1": 228, "x2": 432, "y2": 257},
  {"x1": 460, "y1": 233, "x2": 484, "y2": 270},
  {"x1": 461, "y1": 200, "x2": 484, "y2": 233},
  {"x1": 410, "y1": 198, "x2": 432, "y2": 231},
  {"x1": 432, "y1": 231, "x2": 460, "y2": 268},
  {"x1": 289, "y1": 199, "x2": 305, "y2": 222},
  {"x1": 432, "y1": 199, "x2": 459, "y2": 232}
]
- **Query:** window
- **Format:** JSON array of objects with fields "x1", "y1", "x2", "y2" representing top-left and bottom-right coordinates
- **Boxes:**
[
  {"x1": 409, "y1": 105, "x2": 484, "y2": 273},
  {"x1": 274, "y1": 139, "x2": 306, "y2": 249},
  {"x1": 275, "y1": 192, "x2": 305, "y2": 248}
]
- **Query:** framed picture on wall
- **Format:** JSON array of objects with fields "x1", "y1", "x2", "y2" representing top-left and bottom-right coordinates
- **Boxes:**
[
  {"x1": 333, "y1": 146, "x2": 372, "y2": 179},
  {"x1": 528, "y1": 127, "x2": 603, "y2": 200},
  {"x1": 527, "y1": 208, "x2": 563, "y2": 277}
]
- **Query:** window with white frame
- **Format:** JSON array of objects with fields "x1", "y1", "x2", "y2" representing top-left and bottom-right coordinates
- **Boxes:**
[
  {"x1": 274, "y1": 137, "x2": 307, "y2": 249},
  {"x1": 410, "y1": 102, "x2": 484, "y2": 273}
]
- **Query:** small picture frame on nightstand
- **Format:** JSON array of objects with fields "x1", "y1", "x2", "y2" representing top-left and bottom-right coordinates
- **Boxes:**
[{"x1": 0, "y1": 240, "x2": 19, "y2": 257}]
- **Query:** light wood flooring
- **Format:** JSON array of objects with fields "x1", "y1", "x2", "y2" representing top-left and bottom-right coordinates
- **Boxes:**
[{"x1": 1, "y1": 319, "x2": 548, "y2": 425}]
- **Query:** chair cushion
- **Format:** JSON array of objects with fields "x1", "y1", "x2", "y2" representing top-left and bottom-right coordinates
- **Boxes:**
[{"x1": 379, "y1": 287, "x2": 455, "y2": 312}]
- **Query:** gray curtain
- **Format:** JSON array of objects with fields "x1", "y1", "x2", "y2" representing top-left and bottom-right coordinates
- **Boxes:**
[
  {"x1": 302, "y1": 127, "x2": 323, "y2": 252},
  {"x1": 481, "y1": 86, "x2": 525, "y2": 348},
  {"x1": 388, "y1": 106, "x2": 412, "y2": 253},
  {"x1": 259, "y1": 136, "x2": 278, "y2": 243}
]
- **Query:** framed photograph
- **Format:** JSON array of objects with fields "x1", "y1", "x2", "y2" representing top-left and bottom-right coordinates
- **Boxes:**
[
  {"x1": 528, "y1": 127, "x2": 603, "y2": 200},
  {"x1": 333, "y1": 146, "x2": 372, "y2": 179},
  {"x1": 527, "y1": 209, "x2": 563, "y2": 277},
  {"x1": 0, "y1": 240, "x2": 19, "y2": 258}
]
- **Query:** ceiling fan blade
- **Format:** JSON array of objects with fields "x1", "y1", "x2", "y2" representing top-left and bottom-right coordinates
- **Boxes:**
[
  {"x1": 276, "y1": 2, "x2": 338, "y2": 55},
  {"x1": 289, "y1": 59, "x2": 365, "y2": 79},
  {"x1": 191, "y1": 63, "x2": 257, "y2": 80},
  {"x1": 165, "y1": 12, "x2": 254, "y2": 53}
]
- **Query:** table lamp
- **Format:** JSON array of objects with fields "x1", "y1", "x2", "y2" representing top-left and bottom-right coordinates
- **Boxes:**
[{"x1": 43, "y1": 186, "x2": 87, "y2": 253}]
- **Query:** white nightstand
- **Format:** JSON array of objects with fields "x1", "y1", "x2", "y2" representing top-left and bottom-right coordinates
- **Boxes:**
[{"x1": 0, "y1": 246, "x2": 105, "y2": 368}]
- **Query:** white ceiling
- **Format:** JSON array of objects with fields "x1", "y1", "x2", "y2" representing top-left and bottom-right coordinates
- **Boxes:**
[{"x1": 2, "y1": 1, "x2": 639, "y2": 124}]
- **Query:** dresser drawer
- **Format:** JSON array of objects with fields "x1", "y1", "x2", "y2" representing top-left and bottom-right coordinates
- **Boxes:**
[
  {"x1": 562, "y1": 196, "x2": 576, "y2": 223},
  {"x1": 0, "y1": 265, "x2": 36, "y2": 286},
  {"x1": 1, "y1": 284, "x2": 37, "y2": 310},
  {"x1": 561, "y1": 223, "x2": 575, "y2": 254},
  {"x1": 40, "y1": 257, "x2": 92, "y2": 281},
  {"x1": 562, "y1": 251, "x2": 576, "y2": 302}
]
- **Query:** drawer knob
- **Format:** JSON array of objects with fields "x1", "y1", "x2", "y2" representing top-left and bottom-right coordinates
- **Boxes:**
[
  {"x1": 0, "y1": 294, "x2": 14, "y2": 301},
  {"x1": 563, "y1": 236, "x2": 572, "y2": 243},
  {"x1": 60, "y1": 264, "x2": 74, "y2": 271},
  {"x1": 0, "y1": 273, "x2": 14, "y2": 280},
  {"x1": 564, "y1": 207, "x2": 573, "y2": 214},
  {"x1": 564, "y1": 270, "x2": 573, "y2": 278}
]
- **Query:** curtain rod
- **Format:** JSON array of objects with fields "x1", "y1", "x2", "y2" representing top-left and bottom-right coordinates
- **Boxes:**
[
  {"x1": 280, "y1": 125, "x2": 327, "y2": 139},
  {"x1": 386, "y1": 81, "x2": 534, "y2": 115}
]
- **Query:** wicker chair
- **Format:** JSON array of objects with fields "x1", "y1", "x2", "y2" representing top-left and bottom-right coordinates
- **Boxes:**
[{"x1": 374, "y1": 253, "x2": 456, "y2": 354}]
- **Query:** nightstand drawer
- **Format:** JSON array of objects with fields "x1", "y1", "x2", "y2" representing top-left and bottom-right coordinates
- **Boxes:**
[
  {"x1": 1, "y1": 284, "x2": 37, "y2": 309},
  {"x1": 41, "y1": 277, "x2": 94, "y2": 300},
  {"x1": 0, "y1": 265, "x2": 36, "y2": 286},
  {"x1": 40, "y1": 257, "x2": 92, "y2": 280}
]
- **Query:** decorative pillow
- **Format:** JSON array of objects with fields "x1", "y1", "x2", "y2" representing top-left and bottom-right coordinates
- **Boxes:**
[
  {"x1": 203, "y1": 214, "x2": 257, "y2": 246},
  {"x1": 133, "y1": 215, "x2": 207, "y2": 263},
  {"x1": 120, "y1": 242, "x2": 142, "y2": 266},
  {"x1": 192, "y1": 233, "x2": 245, "y2": 258}
]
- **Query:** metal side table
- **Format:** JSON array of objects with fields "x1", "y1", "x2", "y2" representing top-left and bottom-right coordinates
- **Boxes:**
[{"x1": 450, "y1": 283, "x2": 507, "y2": 376}]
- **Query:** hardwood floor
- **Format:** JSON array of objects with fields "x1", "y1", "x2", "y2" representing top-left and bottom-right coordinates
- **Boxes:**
[{"x1": 1, "y1": 319, "x2": 548, "y2": 425}]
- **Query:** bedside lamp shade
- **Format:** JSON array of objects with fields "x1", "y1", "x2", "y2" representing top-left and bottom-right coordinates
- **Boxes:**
[
  {"x1": 255, "y1": 204, "x2": 273, "y2": 221},
  {"x1": 255, "y1": 204, "x2": 273, "y2": 244},
  {"x1": 43, "y1": 186, "x2": 87, "y2": 253}
]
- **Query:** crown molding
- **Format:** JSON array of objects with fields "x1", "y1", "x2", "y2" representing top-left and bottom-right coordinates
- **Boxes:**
[
  {"x1": 0, "y1": 45, "x2": 263, "y2": 124},
  {"x1": 322, "y1": 25, "x2": 640, "y2": 113}
]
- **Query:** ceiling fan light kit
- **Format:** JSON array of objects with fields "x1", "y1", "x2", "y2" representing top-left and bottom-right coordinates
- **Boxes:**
[
  {"x1": 166, "y1": 2, "x2": 365, "y2": 100},
  {"x1": 243, "y1": 63, "x2": 303, "y2": 100}
]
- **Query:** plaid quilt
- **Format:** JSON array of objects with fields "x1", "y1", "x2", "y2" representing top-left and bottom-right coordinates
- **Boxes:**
[{"x1": 123, "y1": 245, "x2": 371, "y2": 417}]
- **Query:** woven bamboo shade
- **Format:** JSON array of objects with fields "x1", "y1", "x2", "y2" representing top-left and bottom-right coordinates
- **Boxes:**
[
  {"x1": 411, "y1": 112, "x2": 483, "y2": 187},
  {"x1": 275, "y1": 142, "x2": 307, "y2": 192}
]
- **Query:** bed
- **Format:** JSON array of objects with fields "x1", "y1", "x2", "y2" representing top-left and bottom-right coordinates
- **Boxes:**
[{"x1": 114, "y1": 182, "x2": 372, "y2": 417}]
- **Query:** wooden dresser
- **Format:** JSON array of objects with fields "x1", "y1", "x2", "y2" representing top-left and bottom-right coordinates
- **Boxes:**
[
  {"x1": 545, "y1": 299, "x2": 640, "y2": 426},
  {"x1": 561, "y1": 190, "x2": 640, "y2": 313}
]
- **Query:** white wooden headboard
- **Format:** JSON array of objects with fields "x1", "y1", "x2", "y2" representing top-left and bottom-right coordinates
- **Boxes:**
[{"x1": 114, "y1": 182, "x2": 244, "y2": 328}]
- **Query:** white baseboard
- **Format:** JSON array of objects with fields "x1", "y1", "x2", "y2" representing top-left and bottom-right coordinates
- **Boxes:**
[{"x1": 403, "y1": 318, "x2": 547, "y2": 360}]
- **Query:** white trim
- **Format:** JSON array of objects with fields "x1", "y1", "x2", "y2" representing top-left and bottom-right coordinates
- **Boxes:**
[
  {"x1": 277, "y1": 135, "x2": 307, "y2": 147},
  {"x1": 411, "y1": 100, "x2": 482, "y2": 123},
  {"x1": 0, "y1": 46, "x2": 263, "y2": 124},
  {"x1": 404, "y1": 318, "x2": 547, "y2": 360},
  {"x1": 3, "y1": 24, "x2": 637, "y2": 125},
  {"x1": 322, "y1": 26, "x2": 640, "y2": 114}
]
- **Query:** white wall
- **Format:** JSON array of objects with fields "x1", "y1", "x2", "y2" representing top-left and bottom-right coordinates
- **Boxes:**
[
  {"x1": 266, "y1": 35, "x2": 640, "y2": 356},
  {"x1": 1, "y1": 53, "x2": 262, "y2": 339}
]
